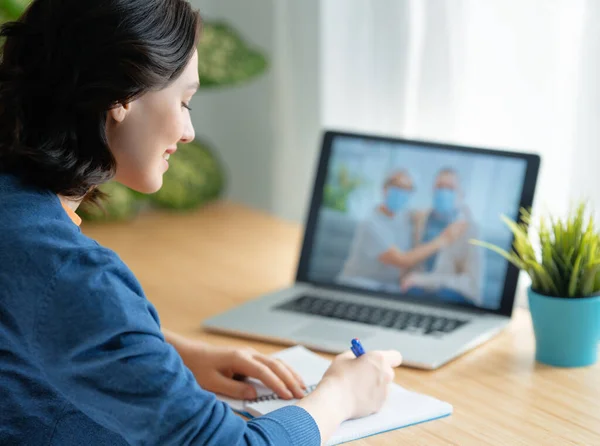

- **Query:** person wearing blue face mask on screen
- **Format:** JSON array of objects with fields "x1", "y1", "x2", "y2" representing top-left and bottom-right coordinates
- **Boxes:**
[
  {"x1": 401, "y1": 168, "x2": 484, "y2": 306},
  {"x1": 338, "y1": 170, "x2": 467, "y2": 292}
]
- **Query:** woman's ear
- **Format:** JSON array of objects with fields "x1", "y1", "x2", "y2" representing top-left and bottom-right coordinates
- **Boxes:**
[{"x1": 108, "y1": 102, "x2": 131, "y2": 123}]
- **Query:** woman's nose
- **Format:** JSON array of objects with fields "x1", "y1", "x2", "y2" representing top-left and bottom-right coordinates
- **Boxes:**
[{"x1": 180, "y1": 120, "x2": 195, "y2": 144}]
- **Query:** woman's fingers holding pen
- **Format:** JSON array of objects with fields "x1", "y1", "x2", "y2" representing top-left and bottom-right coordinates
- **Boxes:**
[
  {"x1": 320, "y1": 348, "x2": 403, "y2": 420},
  {"x1": 335, "y1": 350, "x2": 357, "y2": 361},
  {"x1": 335, "y1": 349, "x2": 402, "y2": 368},
  {"x1": 356, "y1": 351, "x2": 402, "y2": 389},
  {"x1": 374, "y1": 350, "x2": 403, "y2": 368}
]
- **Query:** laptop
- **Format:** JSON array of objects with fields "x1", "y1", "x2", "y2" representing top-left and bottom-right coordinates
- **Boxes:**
[{"x1": 203, "y1": 130, "x2": 541, "y2": 369}]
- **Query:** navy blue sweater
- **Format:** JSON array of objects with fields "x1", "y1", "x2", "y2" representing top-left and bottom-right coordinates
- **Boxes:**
[{"x1": 0, "y1": 174, "x2": 320, "y2": 445}]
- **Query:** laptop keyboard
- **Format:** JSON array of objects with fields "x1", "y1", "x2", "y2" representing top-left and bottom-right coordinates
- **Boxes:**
[{"x1": 275, "y1": 295, "x2": 469, "y2": 337}]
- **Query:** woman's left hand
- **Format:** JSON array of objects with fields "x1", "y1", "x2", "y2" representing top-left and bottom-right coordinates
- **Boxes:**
[{"x1": 175, "y1": 338, "x2": 307, "y2": 401}]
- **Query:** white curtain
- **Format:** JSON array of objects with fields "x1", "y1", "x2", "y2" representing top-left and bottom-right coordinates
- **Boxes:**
[
  {"x1": 321, "y1": 0, "x2": 590, "y2": 218},
  {"x1": 574, "y1": 0, "x2": 600, "y2": 211}
]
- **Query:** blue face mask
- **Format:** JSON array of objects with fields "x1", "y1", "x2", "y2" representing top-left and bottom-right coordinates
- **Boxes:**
[
  {"x1": 385, "y1": 187, "x2": 411, "y2": 213},
  {"x1": 433, "y1": 188, "x2": 457, "y2": 215}
]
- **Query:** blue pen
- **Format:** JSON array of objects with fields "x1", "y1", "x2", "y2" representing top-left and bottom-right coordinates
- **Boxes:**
[{"x1": 351, "y1": 338, "x2": 366, "y2": 357}]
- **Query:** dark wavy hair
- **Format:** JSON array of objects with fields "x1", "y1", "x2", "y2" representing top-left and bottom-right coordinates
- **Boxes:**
[{"x1": 0, "y1": 0, "x2": 202, "y2": 202}]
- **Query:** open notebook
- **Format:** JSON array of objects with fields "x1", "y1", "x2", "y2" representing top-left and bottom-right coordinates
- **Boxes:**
[{"x1": 216, "y1": 345, "x2": 452, "y2": 445}]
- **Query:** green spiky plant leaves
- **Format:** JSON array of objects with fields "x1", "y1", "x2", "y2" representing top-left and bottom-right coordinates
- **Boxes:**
[{"x1": 472, "y1": 203, "x2": 600, "y2": 298}]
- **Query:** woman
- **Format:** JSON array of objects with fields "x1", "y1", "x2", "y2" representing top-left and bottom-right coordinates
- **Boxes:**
[{"x1": 0, "y1": 0, "x2": 402, "y2": 445}]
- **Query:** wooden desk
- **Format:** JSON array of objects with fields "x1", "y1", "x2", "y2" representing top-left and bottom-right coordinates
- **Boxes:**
[{"x1": 82, "y1": 201, "x2": 600, "y2": 446}]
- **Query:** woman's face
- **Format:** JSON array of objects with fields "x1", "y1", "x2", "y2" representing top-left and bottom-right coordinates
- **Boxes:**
[{"x1": 106, "y1": 50, "x2": 199, "y2": 194}]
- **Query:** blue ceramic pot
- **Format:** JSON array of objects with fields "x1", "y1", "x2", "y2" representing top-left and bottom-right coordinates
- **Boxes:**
[{"x1": 528, "y1": 288, "x2": 600, "y2": 367}]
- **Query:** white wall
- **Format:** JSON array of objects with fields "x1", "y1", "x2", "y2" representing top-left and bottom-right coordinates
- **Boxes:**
[
  {"x1": 189, "y1": 0, "x2": 276, "y2": 214},
  {"x1": 189, "y1": 0, "x2": 321, "y2": 222}
]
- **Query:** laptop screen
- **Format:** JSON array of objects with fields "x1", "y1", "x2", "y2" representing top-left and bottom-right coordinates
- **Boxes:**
[{"x1": 303, "y1": 133, "x2": 536, "y2": 312}]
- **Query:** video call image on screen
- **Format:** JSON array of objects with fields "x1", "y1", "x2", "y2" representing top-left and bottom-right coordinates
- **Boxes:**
[{"x1": 306, "y1": 136, "x2": 528, "y2": 310}]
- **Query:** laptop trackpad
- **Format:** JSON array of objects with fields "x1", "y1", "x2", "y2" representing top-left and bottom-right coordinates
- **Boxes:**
[{"x1": 291, "y1": 321, "x2": 374, "y2": 346}]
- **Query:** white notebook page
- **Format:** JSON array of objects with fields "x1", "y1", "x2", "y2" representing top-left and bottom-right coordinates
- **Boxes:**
[{"x1": 218, "y1": 345, "x2": 452, "y2": 445}]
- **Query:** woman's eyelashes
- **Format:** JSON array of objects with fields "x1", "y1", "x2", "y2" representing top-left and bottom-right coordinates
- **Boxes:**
[{"x1": 182, "y1": 102, "x2": 192, "y2": 111}]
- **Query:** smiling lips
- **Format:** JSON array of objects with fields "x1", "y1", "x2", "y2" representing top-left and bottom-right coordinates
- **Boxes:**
[{"x1": 163, "y1": 147, "x2": 177, "y2": 161}]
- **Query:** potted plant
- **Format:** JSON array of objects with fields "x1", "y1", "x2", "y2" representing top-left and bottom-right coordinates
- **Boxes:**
[{"x1": 472, "y1": 203, "x2": 600, "y2": 367}]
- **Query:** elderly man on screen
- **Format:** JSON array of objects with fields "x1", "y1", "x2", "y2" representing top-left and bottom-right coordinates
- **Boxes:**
[
  {"x1": 337, "y1": 170, "x2": 415, "y2": 291},
  {"x1": 401, "y1": 168, "x2": 485, "y2": 306}
]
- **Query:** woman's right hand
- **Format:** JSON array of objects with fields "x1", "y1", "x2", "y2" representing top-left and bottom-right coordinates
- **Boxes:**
[
  {"x1": 439, "y1": 220, "x2": 468, "y2": 245},
  {"x1": 320, "y1": 349, "x2": 403, "y2": 419},
  {"x1": 296, "y1": 349, "x2": 402, "y2": 442}
]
